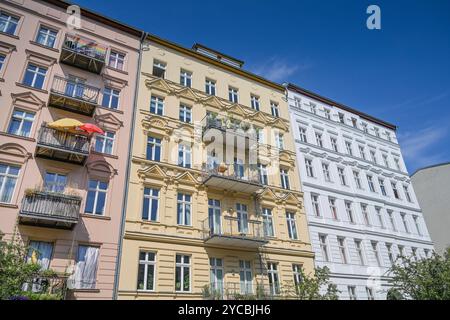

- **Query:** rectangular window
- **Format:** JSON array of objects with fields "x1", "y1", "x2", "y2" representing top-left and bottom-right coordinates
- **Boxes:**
[
  {"x1": 299, "y1": 127, "x2": 308, "y2": 143},
  {"x1": 413, "y1": 216, "x2": 421, "y2": 235},
  {"x1": 394, "y1": 158, "x2": 401, "y2": 171},
  {"x1": 101, "y1": 87, "x2": 120, "y2": 109},
  {"x1": 366, "y1": 287, "x2": 374, "y2": 300},
  {"x1": 322, "y1": 163, "x2": 331, "y2": 182},
  {"x1": 280, "y1": 169, "x2": 290, "y2": 189},
  {"x1": 338, "y1": 237, "x2": 347, "y2": 264},
  {"x1": 250, "y1": 95, "x2": 260, "y2": 111},
  {"x1": 153, "y1": 60, "x2": 166, "y2": 78},
  {"x1": 0, "y1": 54, "x2": 5, "y2": 71},
  {"x1": 367, "y1": 175, "x2": 375, "y2": 192},
  {"x1": 228, "y1": 87, "x2": 238, "y2": 103},
  {"x1": 324, "y1": 108, "x2": 331, "y2": 120},
  {"x1": 330, "y1": 137, "x2": 338, "y2": 152},
  {"x1": 388, "y1": 210, "x2": 397, "y2": 231},
  {"x1": 353, "y1": 171, "x2": 362, "y2": 189},
  {"x1": 177, "y1": 193, "x2": 191, "y2": 226},
  {"x1": 205, "y1": 78, "x2": 216, "y2": 95},
  {"x1": 142, "y1": 187, "x2": 159, "y2": 221},
  {"x1": 355, "y1": 240, "x2": 365, "y2": 265},
  {"x1": 137, "y1": 252, "x2": 155, "y2": 291},
  {"x1": 179, "y1": 104, "x2": 192, "y2": 123},
  {"x1": 345, "y1": 201, "x2": 355, "y2": 223},
  {"x1": 379, "y1": 179, "x2": 387, "y2": 196},
  {"x1": 275, "y1": 132, "x2": 284, "y2": 150},
  {"x1": 329, "y1": 197, "x2": 338, "y2": 220},
  {"x1": 239, "y1": 260, "x2": 253, "y2": 294},
  {"x1": 180, "y1": 69, "x2": 192, "y2": 87},
  {"x1": 270, "y1": 102, "x2": 280, "y2": 118},
  {"x1": 258, "y1": 163, "x2": 268, "y2": 185},
  {"x1": 362, "y1": 123, "x2": 368, "y2": 133},
  {"x1": 338, "y1": 113, "x2": 345, "y2": 124},
  {"x1": 361, "y1": 204, "x2": 370, "y2": 226},
  {"x1": 7, "y1": 109, "x2": 35, "y2": 137},
  {"x1": 23, "y1": 64, "x2": 47, "y2": 89},
  {"x1": 386, "y1": 244, "x2": 394, "y2": 265},
  {"x1": 315, "y1": 132, "x2": 323, "y2": 147},
  {"x1": 108, "y1": 51, "x2": 125, "y2": 70},
  {"x1": 370, "y1": 150, "x2": 377, "y2": 164},
  {"x1": 310, "y1": 104, "x2": 317, "y2": 114},
  {"x1": 44, "y1": 172, "x2": 67, "y2": 193},
  {"x1": 374, "y1": 127, "x2": 380, "y2": 137},
  {"x1": 359, "y1": 145, "x2": 366, "y2": 160},
  {"x1": 210, "y1": 258, "x2": 224, "y2": 295},
  {"x1": 208, "y1": 199, "x2": 221, "y2": 235},
  {"x1": 175, "y1": 254, "x2": 190, "y2": 292},
  {"x1": 382, "y1": 154, "x2": 390, "y2": 168},
  {"x1": 85, "y1": 180, "x2": 108, "y2": 215},
  {"x1": 391, "y1": 182, "x2": 400, "y2": 199},
  {"x1": 292, "y1": 264, "x2": 303, "y2": 292},
  {"x1": 146, "y1": 136, "x2": 161, "y2": 161},
  {"x1": 371, "y1": 241, "x2": 382, "y2": 266},
  {"x1": 94, "y1": 131, "x2": 115, "y2": 155},
  {"x1": 267, "y1": 263, "x2": 280, "y2": 295},
  {"x1": 150, "y1": 96, "x2": 164, "y2": 115},
  {"x1": 0, "y1": 164, "x2": 20, "y2": 204},
  {"x1": 338, "y1": 167, "x2": 347, "y2": 186},
  {"x1": 412, "y1": 247, "x2": 418, "y2": 261},
  {"x1": 403, "y1": 185, "x2": 412, "y2": 202},
  {"x1": 178, "y1": 143, "x2": 192, "y2": 168},
  {"x1": 351, "y1": 118, "x2": 358, "y2": 128},
  {"x1": 319, "y1": 234, "x2": 329, "y2": 261},
  {"x1": 375, "y1": 207, "x2": 384, "y2": 228},
  {"x1": 36, "y1": 26, "x2": 57, "y2": 48},
  {"x1": 345, "y1": 141, "x2": 353, "y2": 156},
  {"x1": 0, "y1": 12, "x2": 19, "y2": 35},
  {"x1": 305, "y1": 159, "x2": 314, "y2": 177},
  {"x1": 236, "y1": 203, "x2": 249, "y2": 233},
  {"x1": 386, "y1": 132, "x2": 392, "y2": 142},
  {"x1": 286, "y1": 212, "x2": 298, "y2": 240},
  {"x1": 73, "y1": 245, "x2": 99, "y2": 289},
  {"x1": 398, "y1": 245, "x2": 405, "y2": 257},
  {"x1": 311, "y1": 194, "x2": 320, "y2": 217},
  {"x1": 26, "y1": 241, "x2": 53, "y2": 273},
  {"x1": 262, "y1": 208, "x2": 274, "y2": 237},
  {"x1": 401, "y1": 213, "x2": 409, "y2": 233}
]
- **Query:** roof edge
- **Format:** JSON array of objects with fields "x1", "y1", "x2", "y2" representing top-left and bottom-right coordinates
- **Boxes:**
[{"x1": 411, "y1": 161, "x2": 450, "y2": 177}]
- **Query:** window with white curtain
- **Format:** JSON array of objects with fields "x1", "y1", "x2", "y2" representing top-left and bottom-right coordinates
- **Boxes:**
[
  {"x1": 177, "y1": 193, "x2": 191, "y2": 226},
  {"x1": 72, "y1": 245, "x2": 99, "y2": 289},
  {"x1": 0, "y1": 163, "x2": 20, "y2": 204}
]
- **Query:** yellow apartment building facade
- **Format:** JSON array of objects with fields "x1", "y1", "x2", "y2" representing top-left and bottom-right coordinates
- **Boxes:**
[{"x1": 116, "y1": 36, "x2": 315, "y2": 299}]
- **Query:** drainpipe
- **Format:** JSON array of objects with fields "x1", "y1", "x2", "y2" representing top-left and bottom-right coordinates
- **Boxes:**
[{"x1": 112, "y1": 31, "x2": 148, "y2": 300}]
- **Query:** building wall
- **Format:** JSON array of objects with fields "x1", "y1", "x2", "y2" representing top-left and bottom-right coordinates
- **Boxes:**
[
  {"x1": 0, "y1": 0, "x2": 141, "y2": 299},
  {"x1": 411, "y1": 163, "x2": 450, "y2": 254},
  {"x1": 287, "y1": 86, "x2": 434, "y2": 299},
  {"x1": 117, "y1": 39, "x2": 315, "y2": 299}
]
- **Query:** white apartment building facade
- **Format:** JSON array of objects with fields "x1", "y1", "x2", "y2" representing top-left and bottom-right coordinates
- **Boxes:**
[{"x1": 286, "y1": 83, "x2": 434, "y2": 300}]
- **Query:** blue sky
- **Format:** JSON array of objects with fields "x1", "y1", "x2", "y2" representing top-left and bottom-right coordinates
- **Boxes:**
[{"x1": 73, "y1": 0, "x2": 450, "y2": 173}]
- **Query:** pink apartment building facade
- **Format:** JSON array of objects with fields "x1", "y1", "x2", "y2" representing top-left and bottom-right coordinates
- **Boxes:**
[{"x1": 0, "y1": 0, "x2": 142, "y2": 299}]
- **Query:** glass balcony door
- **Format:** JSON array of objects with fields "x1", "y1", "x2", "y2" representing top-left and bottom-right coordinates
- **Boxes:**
[
  {"x1": 208, "y1": 199, "x2": 221, "y2": 235},
  {"x1": 65, "y1": 76, "x2": 85, "y2": 99},
  {"x1": 44, "y1": 172, "x2": 67, "y2": 193},
  {"x1": 234, "y1": 158, "x2": 245, "y2": 179},
  {"x1": 236, "y1": 203, "x2": 249, "y2": 234}
]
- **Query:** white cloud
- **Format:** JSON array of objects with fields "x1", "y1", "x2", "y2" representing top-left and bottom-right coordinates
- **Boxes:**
[{"x1": 251, "y1": 57, "x2": 312, "y2": 82}]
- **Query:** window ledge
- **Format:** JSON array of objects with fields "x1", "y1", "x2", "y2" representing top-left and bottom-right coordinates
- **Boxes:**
[
  {"x1": 70, "y1": 288, "x2": 101, "y2": 293},
  {"x1": 80, "y1": 213, "x2": 111, "y2": 221},
  {"x1": 15, "y1": 82, "x2": 48, "y2": 94},
  {"x1": 0, "y1": 31, "x2": 19, "y2": 40},
  {"x1": 105, "y1": 66, "x2": 128, "y2": 75},
  {"x1": 0, "y1": 132, "x2": 35, "y2": 142},
  {"x1": 90, "y1": 150, "x2": 119, "y2": 159},
  {"x1": 96, "y1": 105, "x2": 124, "y2": 114},
  {"x1": 29, "y1": 41, "x2": 59, "y2": 53},
  {"x1": 0, "y1": 203, "x2": 18, "y2": 209}
]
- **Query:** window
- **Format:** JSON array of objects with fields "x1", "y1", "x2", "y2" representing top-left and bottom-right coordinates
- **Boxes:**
[
  {"x1": 23, "y1": 64, "x2": 47, "y2": 89},
  {"x1": 267, "y1": 263, "x2": 280, "y2": 295},
  {"x1": 324, "y1": 108, "x2": 331, "y2": 120},
  {"x1": 108, "y1": 51, "x2": 125, "y2": 70},
  {"x1": 101, "y1": 87, "x2": 120, "y2": 109},
  {"x1": 150, "y1": 96, "x2": 164, "y2": 115},
  {"x1": 239, "y1": 260, "x2": 253, "y2": 294},
  {"x1": 319, "y1": 234, "x2": 329, "y2": 261},
  {"x1": 177, "y1": 104, "x2": 193, "y2": 123},
  {"x1": 275, "y1": 133, "x2": 284, "y2": 150},
  {"x1": 228, "y1": 87, "x2": 238, "y2": 103},
  {"x1": 337, "y1": 237, "x2": 347, "y2": 264},
  {"x1": 262, "y1": 208, "x2": 275, "y2": 237},
  {"x1": 44, "y1": 172, "x2": 67, "y2": 193},
  {"x1": 370, "y1": 150, "x2": 377, "y2": 164},
  {"x1": 85, "y1": 180, "x2": 108, "y2": 215},
  {"x1": 209, "y1": 258, "x2": 224, "y2": 295},
  {"x1": 299, "y1": 127, "x2": 308, "y2": 143},
  {"x1": 270, "y1": 102, "x2": 280, "y2": 117},
  {"x1": 152, "y1": 60, "x2": 166, "y2": 78},
  {"x1": 0, "y1": 54, "x2": 5, "y2": 71},
  {"x1": 403, "y1": 185, "x2": 412, "y2": 202},
  {"x1": 294, "y1": 97, "x2": 301, "y2": 107},
  {"x1": 338, "y1": 167, "x2": 347, "y2": 186},
  {"x1": 398, "y1": 245, "x2": 405, "y2": 257},
  {"x1": 205, "y1": 78, "x2": 216, "y2": 95},
  {"x1": 412, "y1": 247, "x2": 418, "y2": 261},
  {"x1": 353, "y1": 171, "x2": 362, "y2": 189},
  {"x1": 322, "y1": 163, "x2": 331, "y2": 182},
  {"x1": 250, "y1": 95, "x2": 260, "y2": 111},
  {"x1": 311, "y1": 194, "x2": 320, "y2": 217},
  {"x1": 345, "y1": 201, "x2": 355, "y2": 223},
  {"x1": 366, "y1": 287, "x2": 374, "y2": 300},
  {"x1": 355, "y1": 240, "x2": 365, "y2": 265},
  {"x1": 286, "y1": 212, "x2": 298, "y2": 240},
  {"x1": 424, "y1": 249, "x2": 430, "y2": 258},
  {"x1": 146, "y1": 136, "x2": 161, "y2": 161},
  {"x1": 236, "y1": 203, "x2": 249, "y2": 233},
  {"x1": 292, "y1": 264, "x2": 303, "y2": 292},
  {"x1": 305, "y1": 159, "x2": 314, "y2": 177},
  {"x1": 26, "y1": 241, "x2": 53, "y2": 273},
  {"x1": 359, "y1": 145, "x2": 366, "y2": 160},
  {"x1": 257, "y1": 163, "x2": 268, "y2": 185},
  {"x1": 137, "y1": 252, "x2": 156, "y2": 291},
  {"x1": 367, "y1": 175, "x2": 375, "y2": 192},
  {"x1": 394, "y1": 158, "x2": 401, "y2": 171},
  {"x1": 177, "y1": 193, "x2": 191, "y2": 226},
  {"x1": 94, "y1": 131, "x2": 115, "y2": 155},
  {"x1": 256, "y1": 127, "x2": 265, "y2": 143},
  {"x1": 348, "y1": 286, "x2": 357, "y2": 300},
  {"x1": 310, "y1": 104, "x2": 317, "y2": 114},
  {"x1": 386, "y1": 132, "x2": 392, "y2": 142},
  {"x1": 315, "y1": 132, "x2": 323, "y2": 147},
  {"x1": 180, "y1": 69, "x2": 192, "y2": 87},
  {"x1": 391, "y1": 182, "x2": 400, "y2": 199},
  {"x1": 175, "y1": 254, "x2": 190, "y2": 292},
  {"x1": 400, "y1": 213, "x2": 409, "y2": 233},
  {"x1": 36, "y1": 26, "x2": 57, "y2": 48},
  {"x1": 388, "y1": 210, "x2": 396, "y2": 231},
  {"x1": 371, "y1": 241, "x2": 382, "y2": 266},
  {"x1": 330, "y1": 137, "x2": 338, "y2": 152},
  {"x1": 73, "y1": 245, "x2": 99, "y2": 289},
  {"x1": 361, "y1": 204, "x2": 370, "y2": 226},
  {"x1": 362, "y1": 123, "x2": 368, "y2": 133},
  {"x1": 374, "y1": 127, "x2": 380, "y2": 137},
  {"x1": 178, "y1": 143, "x2": 192, "y2": 168},
  {"x1": 386, "y1": 244, "x2": 394, "y2": 265},
  {"x1": 328, "y1": 197, "x2": 338, "y2": 220},
  {"x1": 0, "y1": 12, "x2": 19, "y2": 35},
  {"x1": 338, "y1": 112, "x2": 345, "y2": 124},
  {"x1": 142, "y1": 187, "x2": 159, "y2": 221},
  {"x1": 7, "y1": 109, "x2": 35, "y2": 137},
  {"x1": 351, "y1": 118, "x2": 358, "y2": 128},
  {"x1": 0, "y1": 164, "x2": 20, "y2": 203},
  {"x1": 208, "y1": 199, "x2": 221, "y2": 234},
  {"x1": 382, "y1": 154, "x2": 389, "y2": 168},
  {"x1": 375, "y1": 207, "x2": 384, "y2": 228},
  {"x1": 345, "y1": 141, "x2": 353, "y2": 155},
  {"x1": 413, "y1": 216, "x2": 421, "y2": 235},
  {"x1": 280, "y1": 169, "x2": 290, "y2": 189},
  {"x1": 379, "y1": 179, "x2": 387, "y2": 196}
]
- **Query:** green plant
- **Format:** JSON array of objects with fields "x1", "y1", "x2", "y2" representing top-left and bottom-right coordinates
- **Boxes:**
[{"x1": 287, "y1": 267, "x2": 340, "y2": 300}]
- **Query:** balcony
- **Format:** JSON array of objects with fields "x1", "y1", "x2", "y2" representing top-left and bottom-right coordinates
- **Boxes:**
[
  {"x1": 19, "y1": 191, "x2": 81, "y2": 229},
  {"x1": 204, "y1": 282, "x2": 280, "y2": 300},
  {"x1": 49, "y1": 76, "x2": 100, "y2": 116},
  {"x1": 35, "y1": 126, "x2": 90, "y2": 165},
  {"x1": 202, "y1": 215, "x2": 268, "y2": 249},
  {"x1": 202, "y1": 115, "x2": 258, "y2": 147},
  {"x1": 60, "y1": 34, "x2": 107, "y2": 74},
  {"x1": 202, "y1": 163, "x2": 263, "y2": 193}
]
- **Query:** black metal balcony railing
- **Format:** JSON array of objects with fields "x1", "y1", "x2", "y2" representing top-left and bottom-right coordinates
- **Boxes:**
[
  {"x1": 60, "y1": 34, "x2": 107, "y2": 74},
  {"x1": 202, "y1": 163, "x2": 263, "y2": 193},
  {"x1": 21, "y1": 275, "x2": 69, "y2": 300},
  {"x1": 19, "y1": 191, "x2": 81, "y2": 229},
  {"x1": 49, "y1": 76, "x2": 100, "y2": 116},
  {"x1": 35, "y1": 126, "x2": 90, "y2": 165}
]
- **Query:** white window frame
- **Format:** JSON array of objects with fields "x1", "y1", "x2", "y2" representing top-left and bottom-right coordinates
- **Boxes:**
[
  {"x1": 95, "y1": 131, "x2": 115, "y2": 155},
  {"x1": 108, "y1": 50, "x2": 125, "y2": 70},
  {"x1": 0, "y1": 163, "x2": 20, "y2": 204},
  {"x1": 36, "y1": 25, "x2": 58, "y2": 48},
  {"x1": 286, "y1": 212, "x2": 298, "y2": 240},
  {"x1": 175, "y1": 254, "x2": 191, "y2": 292},
  {"x1": 7, "y1": 109, "x2": 35, "y2": 137},
  {"x1": 137, "y1": 251, "x2": 156, "y2": 291}
]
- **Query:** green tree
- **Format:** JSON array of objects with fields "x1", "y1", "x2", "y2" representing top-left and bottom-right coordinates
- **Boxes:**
[
  {"x1": 388, "y1": 247, "x2": 450, "y2": 300},
  {"x1": 288, "y1": 266, "x2": 340, "y2": 300}
]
